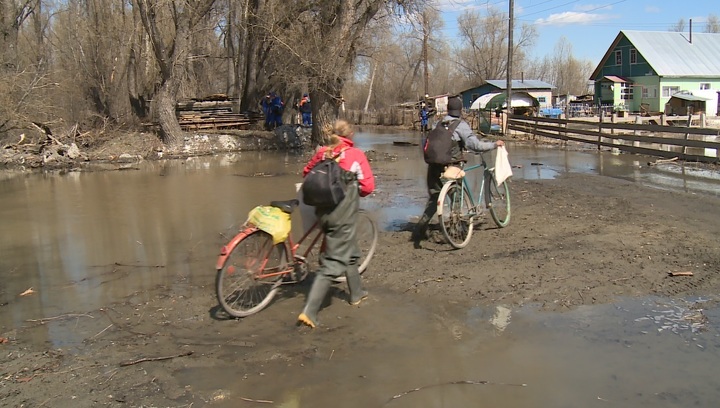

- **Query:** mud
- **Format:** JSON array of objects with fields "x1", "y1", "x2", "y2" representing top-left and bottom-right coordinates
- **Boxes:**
[{"x1": 2, "y1": 132, "x2": 720, "y2": 407}]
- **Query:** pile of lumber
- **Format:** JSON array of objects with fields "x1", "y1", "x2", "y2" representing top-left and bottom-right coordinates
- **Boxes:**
[{"x1": 175, "y1": 94, "x2": 262, "y2": 130}]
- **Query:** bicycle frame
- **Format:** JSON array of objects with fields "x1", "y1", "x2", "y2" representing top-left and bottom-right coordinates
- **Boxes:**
[
  {"x1": 446, "y1": 155, "x2": 495, "y2": 219},
  {"x1": 215, "y1": 219, "x2": 323, "y2": 281}
]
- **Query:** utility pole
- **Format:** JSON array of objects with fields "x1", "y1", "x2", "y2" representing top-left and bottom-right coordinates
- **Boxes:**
[
  {"x1": 422, "y1": 11, "x2": 429, "y2": 97},
  {"x1": 506, "y1": 0, "x2": 514, "y2": 114}
]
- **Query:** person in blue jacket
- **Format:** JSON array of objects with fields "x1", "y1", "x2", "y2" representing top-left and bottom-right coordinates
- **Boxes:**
[
  {"x1": 269, "y1": 92, "x2": 284, "y2": 129},
  {"x1": 260, "y1": 93, "x2": 273, "y2": 130}
]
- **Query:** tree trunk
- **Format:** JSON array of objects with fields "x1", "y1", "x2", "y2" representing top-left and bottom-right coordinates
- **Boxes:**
[
  {"x1": 311, "y1": 79, "x2": 344, "y2": 145},
  {"x1": 155, "y1": 79, "x2": 183, "y2": 145},
  {"x1": 240, "y1": 0, "x2": 262, "y2": 112}
]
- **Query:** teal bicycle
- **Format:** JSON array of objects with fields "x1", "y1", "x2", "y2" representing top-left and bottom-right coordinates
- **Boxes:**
[{"x1": 436, "y1": 152, "x2": 511, "y2": 249}]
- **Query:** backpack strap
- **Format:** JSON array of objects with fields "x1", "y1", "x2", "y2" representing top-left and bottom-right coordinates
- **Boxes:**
[{"x1": 447, "y1": 119, "x2": 461, "y2": 135}]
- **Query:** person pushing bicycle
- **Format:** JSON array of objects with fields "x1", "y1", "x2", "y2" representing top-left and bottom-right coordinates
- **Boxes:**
[
  {"x1": 298, "y1": 120, "x2": 376, "y2": 328},
  {"x1": 413, "y1": 95, "x2": 504, "y2": 247}
]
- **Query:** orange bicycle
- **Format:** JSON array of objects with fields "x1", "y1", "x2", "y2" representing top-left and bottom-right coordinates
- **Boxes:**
[{"x1": 215, "y1": 199, "x2": 378, "y2": 317}]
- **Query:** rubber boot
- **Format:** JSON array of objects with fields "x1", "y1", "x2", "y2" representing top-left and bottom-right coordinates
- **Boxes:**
[
  {"x1": 412, "y1": 214, "x2": 431, "y2": 248},
  {"x1": 345, "y1": 263, "x2": 368, "y2": 305},
  {"x1": 298, "y1": 275, "x2": 331, "y2": 328}
]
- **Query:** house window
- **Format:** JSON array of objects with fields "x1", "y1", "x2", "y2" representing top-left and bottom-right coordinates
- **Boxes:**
[
  {"x1": 620, "y1": 83, "x2": 633, "y2": 100},
  {"x1": 615, "y1": 50, "x2": 622, "y2": 65},
  {"x1": 662, "y1": 86, "x2": 680, "y2": 97},
  {"x1": 641, "y1": 87, "x2": 648, "y2": 98},
  {"x1": 630, "y1": 49, "x2": 637, "y2": 64},
  {"x1": 700, "y1": 83, "x2": 711, "y2": 90},
  {"x1": 537, "y1": 96, "x2": 546, "y2": 103}
]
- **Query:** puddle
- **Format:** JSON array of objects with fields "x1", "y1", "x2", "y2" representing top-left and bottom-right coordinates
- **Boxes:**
[{"x1": 174, "y1": 293, "x2": 720, "y2": 407}]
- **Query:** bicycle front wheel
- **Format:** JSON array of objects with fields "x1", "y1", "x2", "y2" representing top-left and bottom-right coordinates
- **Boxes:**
[
  {"x1": 438, "y1": 180, "x2": 474, "y2": 249},
  {"x1": 333, "y1": 209, "x2": 378, "y2": 283},
  {"x1": 487, "y1": 174, "x2": 511, "y2": 228},
  {"x1": 215, "y1": 229, "x2": 290, "y2": 317}
]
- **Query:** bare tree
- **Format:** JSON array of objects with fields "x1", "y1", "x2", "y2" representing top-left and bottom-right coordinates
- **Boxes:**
[
  {"x1": 455, "y1": 7, "x2": 536, "y2": 85},
  {"x1": 705, "y1": 14, "x2": 720, "y2": 33},
  {"x1": 135, "y1": 0, "x2": 217, "y2": 146},
  {"x1": 669, "y1": 18, "x2": 686, "y2": 32},
  {"x1": 251, "y1": 0, "x2": 421, "y2": 144}
]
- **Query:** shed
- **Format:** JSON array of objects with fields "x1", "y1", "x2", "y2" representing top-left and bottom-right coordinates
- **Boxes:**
[{"x1": 665, "y1": 92, "x2": 712, "y2": 116}]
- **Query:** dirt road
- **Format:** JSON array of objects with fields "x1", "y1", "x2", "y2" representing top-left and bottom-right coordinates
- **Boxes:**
[{"x1": 2, "y1": 144, "x2": 720, "y2": 406}]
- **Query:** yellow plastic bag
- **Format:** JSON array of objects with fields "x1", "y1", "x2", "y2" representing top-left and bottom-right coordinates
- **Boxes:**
[{"x1": 247, "y1": 206, "x2": 291, "y2": 244}]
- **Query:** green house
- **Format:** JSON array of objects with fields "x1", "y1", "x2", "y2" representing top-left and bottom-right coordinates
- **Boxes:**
[{"x1": 590, "y1": 30, "x2": 720, "y2": 115}]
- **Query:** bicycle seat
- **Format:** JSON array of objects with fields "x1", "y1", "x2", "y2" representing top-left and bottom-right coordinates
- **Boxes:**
[{"x1": 270, "y1": 199, "x2": 300, "y2": 214}]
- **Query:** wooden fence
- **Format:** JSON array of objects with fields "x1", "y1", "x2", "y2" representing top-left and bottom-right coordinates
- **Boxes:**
[{"x1": 508, "y1": 114, "x2": 720, "y2": 163}]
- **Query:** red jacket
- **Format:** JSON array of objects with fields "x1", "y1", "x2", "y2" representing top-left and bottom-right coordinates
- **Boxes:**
[{"x1": 303, "y1": 137, "x2": 375, "y2": 197}]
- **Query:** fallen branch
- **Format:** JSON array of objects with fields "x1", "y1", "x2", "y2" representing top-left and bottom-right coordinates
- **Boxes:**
[
  {"x1": 386, "y1": 380, "x2": 526, "y2": 404},
  {"x1": 26, "y1": 313, "x2": 94, "y2": 324},
  {"x1": 240, "y1": 397, "x2": 274, "y2": 404},
  {"x1": 647, "y1": 157, "x2": 678, "y2": 166},
  {"x1": 119, "y1": 350, "x2": 193, "y2": 367},
  {"x1": 668, "y1": 271, "x2": 693, "y2": 277}
]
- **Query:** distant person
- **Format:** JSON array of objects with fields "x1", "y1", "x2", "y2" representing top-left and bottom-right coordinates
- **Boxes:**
[
  {"x1": 419, "y1": 103, "x2": 430, "y2": 132},
  {"x1": 268, "y1": 92, "x2": 284, "y2": 129},
  {"x1": 298, "y1": 120, "x2": 375, "y2": 329},
  {"x1": 260, "y1": 93, "x2": 273, "y2": 130},
  {"x1": 412, "y1": 95, "x2": 504, "y2": 247},
  {"x1": 299, "y1": 94, "x2": 312, "y2": 127}
]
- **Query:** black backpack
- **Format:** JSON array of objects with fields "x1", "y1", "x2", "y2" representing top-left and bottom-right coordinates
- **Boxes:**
[
  {"x1": 423, "y1": 119, "x2": 461, "y2": 164},
  {"x1": 302, "y1": 148, "x2": 353, "y2": 207}
]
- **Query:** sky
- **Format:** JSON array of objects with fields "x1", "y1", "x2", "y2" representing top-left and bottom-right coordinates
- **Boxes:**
[{"x1": 437, "y1": 0, "x2": 719, "y2": 63}]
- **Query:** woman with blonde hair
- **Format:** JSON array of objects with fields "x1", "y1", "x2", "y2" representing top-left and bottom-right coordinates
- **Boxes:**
[{"x1": 298, "y1": 120, "x2": 375, "y2": 328}]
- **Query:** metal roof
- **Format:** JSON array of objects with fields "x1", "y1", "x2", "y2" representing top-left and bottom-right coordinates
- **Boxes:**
[
  {"x1": 601, "y1": 75, "x2": 629, "y2": 83},
  {"x1": 670, "y1": 93, "x2": 711, "y2": 102},
  {"x1": 621, "y1": 31, "x2": 720, "y2": 77},
  {"x1": 484, "y1": 80, "x2": 555, "y2": 90}
]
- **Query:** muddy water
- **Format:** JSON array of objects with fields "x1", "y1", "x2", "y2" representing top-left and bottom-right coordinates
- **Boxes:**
[
  {"x1": 176, "y1": 293, "x2": 720, "y2": 407},
  {"x1": 2, "y1": 129, "x2": 720, "y2": 404}
]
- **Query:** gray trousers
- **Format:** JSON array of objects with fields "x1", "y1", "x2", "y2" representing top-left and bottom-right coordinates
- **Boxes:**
[{"x1": 301, "y1": 182, "x2": 363, "y2": 322}]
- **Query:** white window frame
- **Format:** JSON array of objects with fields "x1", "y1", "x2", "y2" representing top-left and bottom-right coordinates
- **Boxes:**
[
  {"x1": 700, "y1": 83, "x2": 711, "y2": 90},
  {"x1": 662, "y1": 86, "x2": 680, "y2": 97},
  {"x1": 630, "y1": 49, "x2": 637, "y2": 64},
  {"x1": 615, "y1": 50, "x2": 622, "y2": 65}
]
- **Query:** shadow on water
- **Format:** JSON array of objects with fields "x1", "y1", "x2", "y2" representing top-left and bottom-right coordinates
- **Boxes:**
[{"x1": 2, "y1": 128, "x2": 720, "y2": 405}]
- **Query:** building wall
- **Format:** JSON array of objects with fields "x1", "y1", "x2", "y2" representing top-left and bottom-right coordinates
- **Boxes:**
[
  {"x1": 527, "y1": 91, "x2": 553, "y2": 108},
  {"x1": 593, "y1": 37, "x2": 656, "y2": 79},
  {"x1": 657, "y1": 78, "x2": 718, "y2": 113}
]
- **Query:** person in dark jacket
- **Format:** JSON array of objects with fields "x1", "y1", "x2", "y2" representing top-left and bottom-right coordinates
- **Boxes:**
[
  {"x1": 299, "y1": 94, "x2": 312, "y2": 127},
  {"x1": 298, "y1": 120, "x2": 375, "y2": 328},
  {"x1": 412, "y1": 95, "x2": 504, "y2": 247},
  {"x1": 260, "y1": 93, "x2": 273, "y2": 130}
]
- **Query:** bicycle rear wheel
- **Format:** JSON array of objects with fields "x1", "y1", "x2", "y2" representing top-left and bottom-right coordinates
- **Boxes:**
[
  {"x1": 333, "y1": 209, "x2": 378, "y2": 283},
  {"x1": 216, "y1": 229, "x2": 290, "y2": 317},
  {"x1": 487, "y1": 174, "x2": 511, "y2": 228},
  {"x1": 438, "y1": 180, "x2": 474, "y2": 249}
]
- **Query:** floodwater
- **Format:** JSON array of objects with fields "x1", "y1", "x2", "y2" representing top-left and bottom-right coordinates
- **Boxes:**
[{"x1": 2, "y1": 129, "x2": 720, "y2": 406}]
